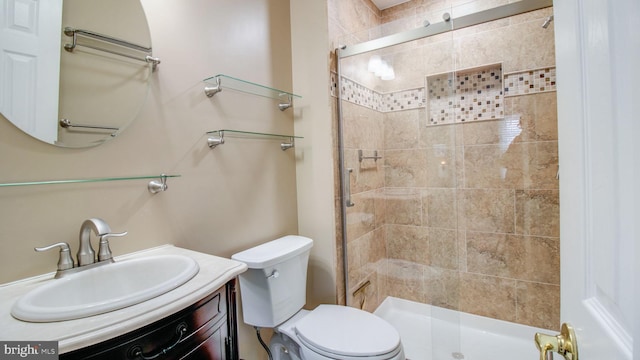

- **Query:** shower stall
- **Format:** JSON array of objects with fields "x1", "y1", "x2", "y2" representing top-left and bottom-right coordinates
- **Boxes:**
[{"x1": 332, "y1": 0, "x2": 560, "y2": 358}]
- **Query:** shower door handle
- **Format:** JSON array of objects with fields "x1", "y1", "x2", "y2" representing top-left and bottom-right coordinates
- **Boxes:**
[
  {"x1": 534, "y1": 323, "x2": 579, "y2": 360},
  {"x1": 345, "y1": 168, "x2": 355, "y2": 207}
]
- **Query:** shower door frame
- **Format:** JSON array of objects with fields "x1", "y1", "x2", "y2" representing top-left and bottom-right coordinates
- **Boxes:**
[{"x1": 335, "y1": 0, "x2": 554, "y2": 308}]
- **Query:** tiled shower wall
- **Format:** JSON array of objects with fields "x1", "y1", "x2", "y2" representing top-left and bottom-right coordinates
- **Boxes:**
[{"x1": 330, "y1": 0, "x2": 559, "y2": 330}]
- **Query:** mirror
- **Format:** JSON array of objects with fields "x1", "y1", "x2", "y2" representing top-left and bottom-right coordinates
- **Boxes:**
[{"x1": 0, "y1": 0, "x2": 154, "y2": 148}]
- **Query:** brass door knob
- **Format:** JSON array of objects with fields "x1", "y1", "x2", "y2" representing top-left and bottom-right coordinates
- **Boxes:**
[{"x1": 535, "y1": 323, "x2": 579, "y2": 360}]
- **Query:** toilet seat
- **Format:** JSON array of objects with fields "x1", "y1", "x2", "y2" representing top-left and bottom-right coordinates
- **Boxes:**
[{"x1": 294, "y1": 305, "x2": 402, "y2": 360}]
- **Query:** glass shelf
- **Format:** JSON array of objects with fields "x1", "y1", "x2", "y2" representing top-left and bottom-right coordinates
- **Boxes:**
[
  {"x1": 0, "y1": 174, "x2": 180, "y2": 188},
  {"x1": 206, "y1": 129, "x2": 302, "y2": 151},
  {"x1": 203, "y1": 74, "x2": 301, "y2": 101},
  {"x1": 207, "y1": 129, "x2": 302, "y2": 139}
]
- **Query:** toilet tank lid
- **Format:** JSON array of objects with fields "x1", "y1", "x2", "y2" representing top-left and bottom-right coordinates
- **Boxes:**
[{"x1": 231, "y1": 235, "x2": 313, "y2": 269}]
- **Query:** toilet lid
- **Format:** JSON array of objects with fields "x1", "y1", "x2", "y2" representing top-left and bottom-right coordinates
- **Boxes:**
[{"x1": 295, "y1": 305, "x2": 401, "y2": 357}]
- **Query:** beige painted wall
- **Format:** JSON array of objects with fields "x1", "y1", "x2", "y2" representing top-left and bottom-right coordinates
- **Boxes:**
[
  {"x1": 0, "y1": 1, "x2": 336, "y2": 359},
  {"x1": 290, "y1": 0, "x2": 337, "y2": 309}
]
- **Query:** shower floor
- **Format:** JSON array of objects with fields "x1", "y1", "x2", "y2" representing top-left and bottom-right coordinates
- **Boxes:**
[{"x1": 374, "y1": 297, "x2": 558, "y2": 360}]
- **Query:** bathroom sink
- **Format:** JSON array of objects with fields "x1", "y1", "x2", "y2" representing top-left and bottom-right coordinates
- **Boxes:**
[{"x1": 11, "y1": 255, "x2": 199, "y2": 322}]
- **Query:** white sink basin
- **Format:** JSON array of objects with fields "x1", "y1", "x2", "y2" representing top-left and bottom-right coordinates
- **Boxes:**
[{"x1": 11, "y1": 255, "x2": 199, "y2": 322}]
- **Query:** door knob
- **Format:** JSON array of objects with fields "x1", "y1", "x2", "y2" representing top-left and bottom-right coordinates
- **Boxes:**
[{"x1": 534, "y1": 323, "x2": 579, "y2": 360}]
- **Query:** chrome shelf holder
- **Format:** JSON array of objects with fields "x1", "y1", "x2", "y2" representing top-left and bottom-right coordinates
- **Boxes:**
[
  {"x1": 147, "y1": 174, "x2": 169, "y2": 194},
  {"x1": 206, "y1": 129, "x2": 301, "y2": 151},
  {"x1": 204, "y1": 76, "x2": 222, "y2": 97}
]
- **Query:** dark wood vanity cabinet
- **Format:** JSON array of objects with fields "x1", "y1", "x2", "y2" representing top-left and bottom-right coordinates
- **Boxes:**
[{"x1": 61, "y1": 280, "x2": 239, "y2": 360}]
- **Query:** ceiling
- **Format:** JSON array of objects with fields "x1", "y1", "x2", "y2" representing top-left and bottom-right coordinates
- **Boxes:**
[{"x1": 370, "y1": 0, "x2": 411, "y2": 10}]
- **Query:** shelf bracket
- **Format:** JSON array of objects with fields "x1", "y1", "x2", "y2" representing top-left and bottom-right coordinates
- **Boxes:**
[
  {"x1": 147, "y1": 174, "x2": 169, "y2": 194},
  {"x1": 280, "y1": 137, "x2": 295, "y2": 151},
  {"x1": 204, "y1": 77, "x2": 222, "y2": 97},
  {"x1": 278, "y1": 95, "x2": 293, "y2": 111},
  {"x1": 207, "y1": 130, "x2": 225, "y2": 148}
]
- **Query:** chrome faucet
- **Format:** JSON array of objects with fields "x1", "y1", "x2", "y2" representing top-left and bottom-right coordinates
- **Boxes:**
[{"x1": 35, "y1": 218, "x2": 127, "y2": 278}]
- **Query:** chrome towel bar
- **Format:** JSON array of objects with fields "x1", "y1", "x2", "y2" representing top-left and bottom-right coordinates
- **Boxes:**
[
  {"x1": 358, "y1": 150, "x2": 382, "y2": 162},
  {"x1": 64, "y1": 27, "x2": 161, "y2": 70},
  {"x1": 59, "y1": 118, "x2": 119, "y2": 132}
]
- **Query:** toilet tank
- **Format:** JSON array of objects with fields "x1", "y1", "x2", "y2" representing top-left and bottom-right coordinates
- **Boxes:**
[{"x1": 231, "y1": 235, "x2": 313, "y2": 328}]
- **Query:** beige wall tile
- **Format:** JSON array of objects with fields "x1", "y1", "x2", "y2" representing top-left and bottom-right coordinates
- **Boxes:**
[
  {"x1": 346, "y1": 191, "x2": 377, "y2": 239},
  {"x1": 523, "y1": 141, "x2": 559, "y2": 190},
  {"x1": 464, "y1": 143, "x2": 524, "y2": 189},
  {"x1": 382, "y1": 259, "x2": 427, "y2": 303},
  {"x1": 462, "y1": 119, "x2": 505, "y2": 145},
  {"x1": 505, "y1": 93, "x2": 558, "y2": 142},
  {"x1": 420, "y1": 122, "x2": 462, "y2": 148},
  {"x1": 460, "y1": 189, "x2": 516, "y2": 233},
  {"x1": 423, "y1": 188, "x2": 458, "y2": 229},
  {"x1": 428, "y1": 228, "x2": 460, "y2": 270},
  {"x1": 343, "y1": 102, "x2": 384, "y2": 150},
  {"x1": 425, "y1": 145, "x2": 462, "y2": 188},
  {"x1": 533, "y1": 92, "x2": 559, "y2": 141},
  {"x1": 515, "y1": 190, "x2": 560, "y2": 237},
  {"x1": 460, "y1": 273, "x2": 517, "y2": 322},
  {"x1": 501, "y1": 19, "x2": 556, "y2": 72},
  {"x1": 467, "y1": 232, "x2": 560, "y2": 284},
  {"x1": 384, "y1": 149, "x2": 428, "y2": 187},
  {"x1": 384, "y1": 188, "x2": 423, "y2": 225},
  {"x1": 386, "y1": 224, "x2": 429, "y2": 264},
  {"x1": 516, "y1": 281, "x2": 560, "y2": 331},
  {"x1": 424, "y1": 266, "x2": 461, "y2": 310},
  {"x1": 384, "y1": 109, "x2": 421, "y2": 150}
]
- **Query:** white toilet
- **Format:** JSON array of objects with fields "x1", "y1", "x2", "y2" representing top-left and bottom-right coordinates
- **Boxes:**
[{"x1": 232, "y1": 235, "x2": 405, "y2": 360}]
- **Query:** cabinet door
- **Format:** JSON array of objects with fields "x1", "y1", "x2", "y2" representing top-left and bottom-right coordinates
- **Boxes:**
[{"x1": 180, "y1": 319, "x2": 228, "y2": 360}]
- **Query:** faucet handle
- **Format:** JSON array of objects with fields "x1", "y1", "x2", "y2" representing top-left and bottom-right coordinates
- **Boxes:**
[
  {"x1": 98, "y1": 231, "x2": 128, "y2": 262},
  {"x1": 35, "y1": 242, "x2": 75, "y2": 271}
]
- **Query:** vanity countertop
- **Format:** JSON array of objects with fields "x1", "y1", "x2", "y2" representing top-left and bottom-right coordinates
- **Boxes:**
[{"x1": 0, "y1": 245, "x2": 248, "y2": 353}]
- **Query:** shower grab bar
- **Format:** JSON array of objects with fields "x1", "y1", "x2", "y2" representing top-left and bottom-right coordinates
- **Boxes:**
[
  {"x1": 345, "y1": 168, "x2": 355, "y2": 207},
  {"x1": 358, "y1": 150, "x2": 382, "y2": 162},
  {"x1": 64, "y1": 27, "x2": 161, "y2": 70},
  {"x1": 59, "y1": 118, "x2": 119, "y2": 132}
]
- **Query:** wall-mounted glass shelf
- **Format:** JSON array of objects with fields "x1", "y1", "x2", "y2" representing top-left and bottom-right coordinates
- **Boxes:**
[
  {"x1": 0, "y1": 174, "x2": 180, "y2": 194},
  {"x1": 203, "y1": 74, "x2": 300, "y2": 111},
  {"x1": 206, "y1": 129, "x2": 302, "y2": 151}
]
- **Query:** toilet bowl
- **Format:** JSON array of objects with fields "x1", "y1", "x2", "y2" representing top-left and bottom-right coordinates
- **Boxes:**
[
  {"x1": 232, "y1": 236, "x2": 405, "y2": 360},
  {"x1": 271, "y1": 306, "x2": 405, "y2": 360}
]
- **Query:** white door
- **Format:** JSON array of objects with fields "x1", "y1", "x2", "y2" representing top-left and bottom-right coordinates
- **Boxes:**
[
  {"x1": 0, "y1": 0, "x2": 62, "y2": 143},
  {"x1": 553, "y1": 0, "x2": 638, "y2": 359}
]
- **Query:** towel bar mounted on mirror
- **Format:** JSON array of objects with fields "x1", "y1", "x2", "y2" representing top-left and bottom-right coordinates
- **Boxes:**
[
  {"x1": 64, "y1": 27, "x2": 161, "y2": 71},
  {"x1": 60, "y1": 119, "x2": 119, "y2": 133},
  {"x1": 0, "y1": 174, "x2": 180, "y2": 194}
]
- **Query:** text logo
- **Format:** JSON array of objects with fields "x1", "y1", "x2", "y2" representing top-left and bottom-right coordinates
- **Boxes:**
[{"x1": 0, "y1": 342, "x2": 58, "y2": 359}]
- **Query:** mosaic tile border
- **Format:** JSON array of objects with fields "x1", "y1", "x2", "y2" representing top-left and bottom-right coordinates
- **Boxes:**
[
  {"x1": 504, "y1": 67, "x2": 557, "y2": 97},
  {"x1": 331, "y1": 66, "x2": 557, "y2": 124},
  {"x1": 381, "y1": 88, "x2": 425, "y2": 112},
  {"x1": 333, "y1": 74, "x2": 425, "y2": 113}
]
